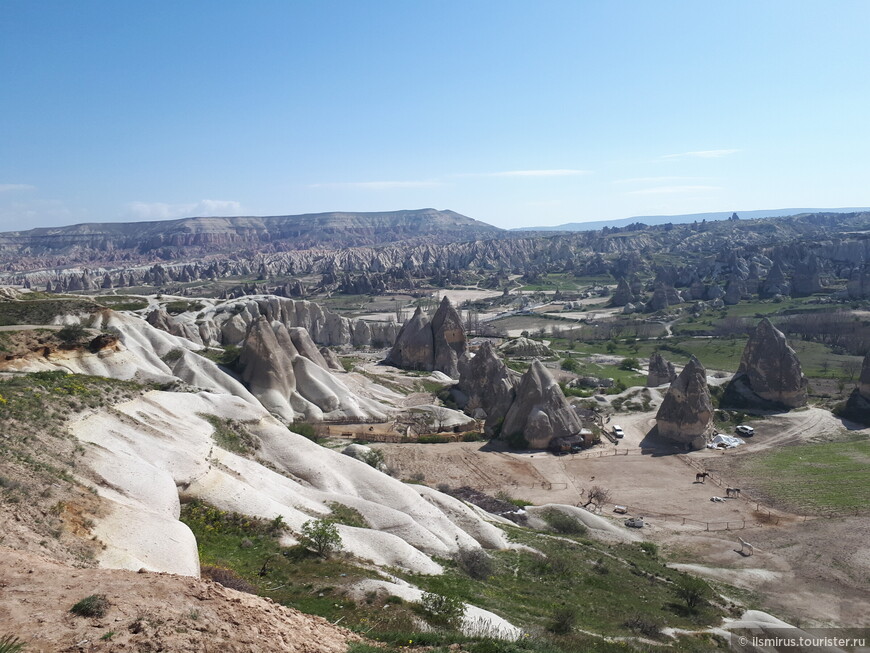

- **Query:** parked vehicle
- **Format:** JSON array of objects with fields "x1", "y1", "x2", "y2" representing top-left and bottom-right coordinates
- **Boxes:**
[
  {"x1": 612, "y1": 425, "x2": 625, "y2": 439},
  {"x1": 735, "y1": 425, "x2": 755, "y2": 437}
]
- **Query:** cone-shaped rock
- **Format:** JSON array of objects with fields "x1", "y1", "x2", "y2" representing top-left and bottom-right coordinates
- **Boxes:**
[
  {"x1": 723, "y1": 318, "x2": 808, "y2": 409},
  {"x1": 655, "y1": 356, "x2": 714, "y2": 450},
  {"x1": 501, "y1": 360, "x2": 583, "y2": 449},
  {"x1": 456, "y1": 342, "x2": 519, "y2": 436},
  {"x1": 647, "y1": 352, "x2": 677, "y2": 387},
  {"x1": 385, "y1": 306, "x2": 435, "y2": 371},
  {"x1": 842, "y1": 352, "x2": 870, "y2": 424},
  {"x1": 431, "y1": 296, "x2": 467, "y2": 378}
]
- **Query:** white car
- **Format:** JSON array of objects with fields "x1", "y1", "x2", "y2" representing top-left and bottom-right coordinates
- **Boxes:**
[
  {"x1": 735, "y1": 425, "x2": 755, "y2": 437},
  {"x1": 612, "y1": 425, "x2": 625, "y2": 439}
]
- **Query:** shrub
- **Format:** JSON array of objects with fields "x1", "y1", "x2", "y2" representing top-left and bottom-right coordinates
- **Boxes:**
[
  {"x1": 540, "y1": 508, "x2": 587, "y2": 535},
  {"x1": 547, "y1": 606, "x2": 577, "y2": 634},
  {"x1": 619, "y1": 357, "x2": 639, "y2": 371},
  {"x1": 639, "y1": 541, "x2": 659, "y2": 557},
  {"x1": 292, "y1": 422, "x2": 319, "y2": 442},
  {"x1": 454, "y1": 548, "x2": 494, "y2": 580},
  {"x1": 673, "y1": 575, "x2": 709, "y2": 611},
  {"x1": 622, "y1": 614, "x2": 663, "y2": 638},
  {"x1": 299, "y1": 518, "x2": 342, "y2": 558},
  {"x1": 0, "y1": 634, "x2": 27, "y2": 653},
  {"x1": 361, "y1": 448, "x2": 385, "y2": 469},
  {"x1": 201, "y1": 565, "x2": 257, "y2": 594},
  {"x1": 560, "y1": 357, "x2": 578, "y2": 372},
  {"x1": 70, "y1": 594, "x2": 110, "y2": 618},
  {"x1": 505, "y1": 430, "x2": 528, "y2": 450},
  {"x1": 420, "y1": 591, "x2": 465, "y2": 629},
  {"x1": 57, "y1": 324, "x2": 87, "y2": 345}
]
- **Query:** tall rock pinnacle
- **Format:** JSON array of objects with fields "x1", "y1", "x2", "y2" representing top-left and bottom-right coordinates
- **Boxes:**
[{"x1": 655, "y1": 356, "x2": 714, "y2": 450}]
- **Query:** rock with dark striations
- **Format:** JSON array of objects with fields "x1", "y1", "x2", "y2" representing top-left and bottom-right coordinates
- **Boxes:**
[
  {"x1": 655, "y1": 356, "x2": 714, "y2": 450},
  {"x1": 430, "y1": 296, "x2": 467, "y2": 378},
  {"x1": 610, "y1": 277, "x2": 635, "y2": 307},
  {"x1": 384, "y1": 306, "x2": 435, "y2": 372},
  {"x1": 842, "y1": 352, "x2": 870, "y2": 424},
  {"x1": 456, "y1": 342, "x2": 519, "y2": 435},
  {"x1": 647, "y1": 352, "x2": 677, "y2": 387},
  {"x1": 501, "y1": 360, "x2": 583, "y2": 449},
  {"x1": 723, "y1": 277, "x2": 745, "y2": 305},
  {"x1": 791, "y1": 255, "x2": 824, "y2": 297},
  {"x1": 645, "y1": 283, "x2": 682, "y2": 312},
  {"x1": 759, "y1": 262, "x2": 790, "y2": 298},
  {"x1": 723, "y1": 318, "x2": 808, "y2": 409}
]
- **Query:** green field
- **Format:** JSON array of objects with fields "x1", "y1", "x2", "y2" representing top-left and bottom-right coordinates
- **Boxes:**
[{"x1": 738, "y1": 439, "x2": 870, "y2": 514}]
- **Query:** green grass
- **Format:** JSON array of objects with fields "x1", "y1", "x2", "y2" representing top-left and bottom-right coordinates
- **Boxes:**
[
  {"x1": 199, "y1": 414, "x2": 257, "y2": 455},
  {"x1": 736, "y1": 439, "x2": 870, "y2": 514},
  {"x1": 0, "y1": 297, "x2": 99, "y2": 326},
  {"x1": 401, "y1": 527, "x2": 726, "y2": 639}
]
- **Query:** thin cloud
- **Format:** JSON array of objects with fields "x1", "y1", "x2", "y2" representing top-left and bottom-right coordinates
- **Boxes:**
[
  {"x1": 660, "y1": 149, "x2": 740, "y2": 160},
  {"x1": 613, "y1": 176, "x2": 710, "y2": 185},
  {"x1": 309, "y1": 180, "x2": 443, "y2": 190},
  {"x1": 125, "y1": 199, "x2": 243, "y2": 220},
  {"x1": 473, "y1": 169, "x2": 592, "y2": 178},
  {"x1": 0, "y1": 184, "x2": 37, "y2": 193},
  {"x1": 627, "y1": 185, "x2": 721, "y2": 195}
]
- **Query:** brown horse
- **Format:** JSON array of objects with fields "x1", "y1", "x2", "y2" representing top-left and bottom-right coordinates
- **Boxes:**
[{"x1": 695, "y1": 472, "x2": 710, "y2": 483}]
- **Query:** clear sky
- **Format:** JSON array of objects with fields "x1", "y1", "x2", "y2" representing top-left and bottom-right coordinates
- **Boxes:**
[{"x1": 1, "y1": 1, "x2": 869, "y2": 231}]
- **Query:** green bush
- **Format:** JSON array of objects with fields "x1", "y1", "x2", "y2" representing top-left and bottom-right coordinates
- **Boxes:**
[
  {"x1": 419, "y1": 591, "x2": 465, "y2": 629},
  {"x1": 70, "y1": 594, "x2": 110, "y2": 618},
  {"x1": 540, "y1": 508, "x2": 587, "y2": 535},
  {"x1": 0, "y1": 634, "x2": 27, "y2": 653},
  {"x1": 299, "y1": 518, "x2": 342, "y2": 558},
  {"x1": 292, "y1": 422, "x2": 319, "y2": 442},
  {"x1": 57, "y1": 323, "x2": 87, "y2": 345},
  {"x1": 673, "y1": 575, "x2": 709, "y2": 611},
  {"x1": 560, "y1": 357, "x2": 578, "y2": 372},
  {"x1": 619, "y1": 357, "x2": 640, "y2": 371},
  {"x1": 454, "y1": 548, "x2": 494, "y2": 580},
  {"x1": 547, "y1": 606, "x2": 577, "y2": 634}
]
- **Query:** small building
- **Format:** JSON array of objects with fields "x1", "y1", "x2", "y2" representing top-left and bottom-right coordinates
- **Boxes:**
[{"x1": 549, "y1": 429, "x2": 596, "y2": 453}]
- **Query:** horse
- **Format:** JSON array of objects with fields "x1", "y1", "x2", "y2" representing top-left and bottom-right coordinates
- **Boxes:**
[
  {"x1": 726, "y1": 487, "x2": 741, "y2": 498},
  {"x1": 738, "y1": 536, "x2": 754, "y2": 556},
  {"x1": 695, "y1": 472, "x2": 710, "y2": 483}
]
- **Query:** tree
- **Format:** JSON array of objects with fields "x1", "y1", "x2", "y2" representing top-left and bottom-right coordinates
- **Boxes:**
[
  {"x1": 581, "y1": 485, "x2": 612, "y2": 512},
  {"x1": 619, "y1": 357, "x2": 640, "y2": 371},
  {"x1": 57, "y1": 323, "x2": 88, "y2": 345},
  {"x1": 673, "y1": 575, "x2": 708, "y2": 611},
  {"x1": 298, "y1": 519, "x2": 341, "y2": 558},
  {"x1": 561, "y1": 357, "x2": 579, "y2": 372}
]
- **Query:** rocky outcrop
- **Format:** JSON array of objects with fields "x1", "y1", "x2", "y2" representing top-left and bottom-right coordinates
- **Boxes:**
[
  {"x1": 842, "y1": 352, "x2": 870, "y2": 424},
  {"x1": 655, "y1": 356, "x2": 714, "y2": 450},
  {"x1": 610, "y1": 277, "x2": 641, "y2": 307},
  {"x1": 647, "y1": 352, "x2": 677, "y2": 387},
  {"x1": 385, "y1": 307, "x2": 435, "y2": 372},
  {"x1": 456, "y1": 342, "x2": 519, "y2": 436},
  {"x1": 645, "y1": 284, "x2": 682, "y2": 312},
  {"x1": 238, "y1": 317, "x2": 390, "y2": 422},
  {"x1": 723, "y1": 318, "x2": 808, "y2": 409},
  {"x1": 385, "y1": 298, "x2": 467, "y2": 378},
  {"x1": 431, "y1": 297, "x2": 467, "y2": 378},
  {"x1": 500, "y1": 360, "x2": 584, "y2": 449},
  {"x1": 319, "y1": 346, "x2": 344, "y2": 371},
  {"x1": 147, "y1": 296, "x2": 400, "y2": 350},
  {"x1": 498, "y1": 337, "x2": 553, "y2": 358}
]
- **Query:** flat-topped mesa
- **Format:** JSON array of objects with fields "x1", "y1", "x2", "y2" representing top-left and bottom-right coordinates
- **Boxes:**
[
  {"x1": 500, "y1": 359, "x2": 584, "y2": 449},
  {"x1": 456, "y1": 341, "x2": 519, "y2": 436},
  {"x1": 385, "y1": 297, "x2": 467, "y2": 378},
  {"x1": 655, "y1": 356, "x2": 714, "y2": 450},
  {"x1": 647, "y1": 351, "x2": 677, "y2": 387},
  {"x1": 724, "y1": 317, "x2": 808, "y2": 409}
]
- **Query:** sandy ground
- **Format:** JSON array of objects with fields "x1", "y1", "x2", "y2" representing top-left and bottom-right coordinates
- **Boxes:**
[
  {"x1": 0, "y1": 548, "x2": 358, "y2": 653},
  {"x1": 375, "y1": 406, "x2": 870, "y2": 628}
]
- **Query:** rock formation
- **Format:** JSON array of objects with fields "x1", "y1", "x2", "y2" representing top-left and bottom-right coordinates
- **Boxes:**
[
  {"x1": 500, "y1": 360, "x2": 584, "y2": 449},
  {"x1": 842, "y1": 352, "x2": 870, "y2": 424},
  {"x1": 498, "y1": 337, "x2": 553, "y2": 358},
  {"x1": 456, "y1": 342, "x2": 519, "y2": 435},
  {"x1": 655, "y1": 356, "x2": 714, "y2": 450},
  {"x1": 385, "y1": 298, "x2": 467, "y2": 378},
  {"x1": 723, "y1": 318, "x2": 808, "y2": 409},
  {"x1": 430, "y1": 296, "x2": 467, "y2": 378},
  {"x1": 385, "y1": 306, "x2": 435, "y2": 372},
  {"x1": 238, "y1": 317, "x2": 390, "y2": 422},
  {"x1": 647, "y1": 352, "x2": 677, "y2": 387}
]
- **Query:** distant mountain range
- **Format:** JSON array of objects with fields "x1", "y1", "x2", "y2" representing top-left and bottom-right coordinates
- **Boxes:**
[
  {"x1": 513, "y1": 207, "x2": 870, "y2": 232},
  {"x1": 0, "y1": 209, "x2": 502, "y2": 265}
]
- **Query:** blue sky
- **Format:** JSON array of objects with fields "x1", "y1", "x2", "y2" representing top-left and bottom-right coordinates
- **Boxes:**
[{"x1": 1, "y1": 1, "x2": 868, "y2": 231}]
